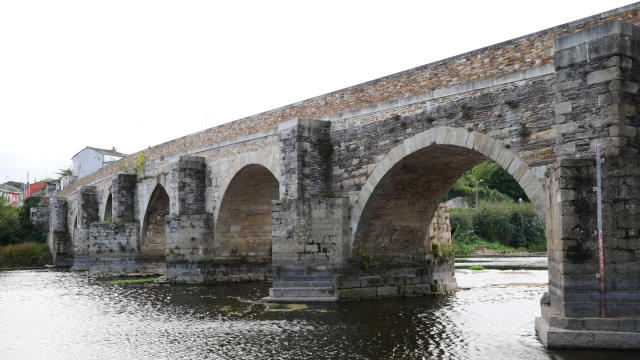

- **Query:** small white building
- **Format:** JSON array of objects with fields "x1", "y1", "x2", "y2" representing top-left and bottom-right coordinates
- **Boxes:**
[{"x1": 72, "y1": 147, "x2": 127, "y2": 179}]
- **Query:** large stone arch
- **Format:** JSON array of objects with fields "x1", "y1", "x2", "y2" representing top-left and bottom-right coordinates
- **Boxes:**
[
  {"x1": 350, "y1": 126, "x2": 547, "y2": 256},
  {"x1": 213, "y1": 150, "x2": 280, "y2": 222},
  {"x1": 213, "y1": 164, "x2": 279, "y2": 261},
  {"x1": 139, "y1": 176, "x2": 170, "y2": 227},
  {"x1": 140, "y1": 184, "x2": 170, "y2": 259}
]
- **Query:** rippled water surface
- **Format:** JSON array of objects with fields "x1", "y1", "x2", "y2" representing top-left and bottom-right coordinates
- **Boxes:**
[{"x1": 1, "y1": 259, "x2": 638, "y2": 360}]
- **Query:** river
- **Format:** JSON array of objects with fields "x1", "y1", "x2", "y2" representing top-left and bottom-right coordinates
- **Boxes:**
[{"x1": 1, "y1": 257, "x2": 638, "y2": 359}]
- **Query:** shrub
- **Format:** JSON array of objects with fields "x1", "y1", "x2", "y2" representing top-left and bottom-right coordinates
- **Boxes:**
[
  {"x1": 473, "y1": 203, "x2": 514, "y2": 246},
  {"x1": 450, "y1": 202, "x2": 545, "y2": 253},
  {"x1": 509, "y1": 211, "x2": 525, "y2": 248}
]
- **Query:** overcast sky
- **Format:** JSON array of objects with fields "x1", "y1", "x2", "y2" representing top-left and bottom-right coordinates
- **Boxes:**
[{"x1": 0, "y1": 0, "x2": 635, "y2": 183}]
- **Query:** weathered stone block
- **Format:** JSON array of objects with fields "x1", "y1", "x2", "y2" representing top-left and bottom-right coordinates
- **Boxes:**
[
  {"x1": 609, "y1": 125, "x2": 637, "y2": 137},
  {"x1": 377, "y1": 286, "x2": 399, "y2": 297},
  {"x1": 351, "y1": 287, "x2": 377, "y2": 299},
  {"x1": 555, "y1": 101, "x2": 573, "y2": 115},
  {"x1": 587, "y1": 67, "x2": 622, "y2": 85}
]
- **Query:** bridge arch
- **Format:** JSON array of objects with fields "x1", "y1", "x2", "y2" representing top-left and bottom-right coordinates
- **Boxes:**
[
  {"x1": 140, "y1": 184, "x2": 170, "y2": 260},
  {"x1": 71, "y1": 212, "x2": 78, "y2": 251},
  {"x1": 103, "y1": 193, "x2": 113, "y2": 222},
  {"x1": 214, "y1": 163, "x2": 279, "y2": 261},
  {"x1": 350, "y1": 126, "x2": 546, "y2": 258},
  {"x1": 213, "y1": 150, "x2": 280, "y2": 223}
]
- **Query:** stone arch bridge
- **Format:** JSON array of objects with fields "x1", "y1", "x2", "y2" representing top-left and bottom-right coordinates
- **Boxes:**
[{"x1": 40, "y1": 6, "x2": 640, "y2": 349}]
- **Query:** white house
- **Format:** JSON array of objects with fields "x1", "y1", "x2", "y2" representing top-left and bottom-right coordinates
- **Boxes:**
[{"x1": 72, "y1": 147, "x2": 127, "y2": 179}]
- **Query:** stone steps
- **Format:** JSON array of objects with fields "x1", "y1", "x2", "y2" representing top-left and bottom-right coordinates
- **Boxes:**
[
  {"x1": 266, "y1": 286, "x2": 338, "y2": 302},
  {"x1": 266, "y1": 268, "x2": 339, "y2": 302}
]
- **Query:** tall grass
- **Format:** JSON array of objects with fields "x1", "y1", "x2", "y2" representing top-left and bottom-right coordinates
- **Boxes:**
[{"x1": 0, "y1": 242, "x2": 51, "y2": 268}]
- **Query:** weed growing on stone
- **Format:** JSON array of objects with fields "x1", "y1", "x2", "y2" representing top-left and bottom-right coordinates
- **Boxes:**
[
  {"x1": 134, "y1": 152, "x2": 145, "y2": 175},
  {"x1": 358, "y1": 249, "x2": 373, "y2": 270}
]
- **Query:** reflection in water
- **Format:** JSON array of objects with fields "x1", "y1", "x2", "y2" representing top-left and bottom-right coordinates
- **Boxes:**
[{"x1": 0, "y1": 263, "x2": 638, "y2": 359}]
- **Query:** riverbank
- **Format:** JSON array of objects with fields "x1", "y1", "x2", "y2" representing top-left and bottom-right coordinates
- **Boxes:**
[
  {"x1": 453, "y1": 238, "x2": 546, "y2": 256},
  {"x1": 0, "y1": 242, "x2": 51, "y2": 269}
]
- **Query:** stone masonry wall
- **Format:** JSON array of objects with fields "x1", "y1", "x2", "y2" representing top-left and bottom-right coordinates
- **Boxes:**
[
  {"x1": 427, "y1": 203, "x2": 453, "y2": 251},
  {"x1": 550, "y1": 20, "x2": 640, "y2": 318},
  {"x1": 58, "y1": 5, "x2": 640, "y2": 200},
  {"x1": 271, "y1": 198, "x2": 349, "y2": 269},
  {"x1": 112, "y1": 174, "x2": 137, "y2": 223},
  {"x1": 79, "y1": 186, "x2": 99, "y2": 228},
  {"x1": 272, "y1": 118, "x2": 345, "y2": 270},
  {"x1": 81, "y1": 223, "x2": 140, "y2": 273},
  {"x1": 277, "y1": 119, "x2": 332, "y2": 200},
  {"x1": 170, "y1": 156, "x2": 206, "y2": 216},
  {"x1": 49, "y1": 197, "x2": 71, "y2": 267},
  {"x1": 330, "y1": 73, "x2": 555, "y2": 212}
]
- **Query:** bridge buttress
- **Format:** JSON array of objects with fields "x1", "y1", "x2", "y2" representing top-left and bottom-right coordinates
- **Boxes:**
[
  {"x1": 112, "y1": 174, "x2": 137, "y2": 223},
  {"x1": 69, "y1": 186, "x2": 99, "y2": 269},
  {"x1": 165, "y1": 156, "x2": 214, "y2": 282},
  {"x1": 536, "y1": 19, "x2": 640, "y2": 349},
  {"x1": 49, "y1": 197, "x2": 72, "y2": 267},
  {"x1": 268, "y1": 118, "x2": 349, "y2": 301}
]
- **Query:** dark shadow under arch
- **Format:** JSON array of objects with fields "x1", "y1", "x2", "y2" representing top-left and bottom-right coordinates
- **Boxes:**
[
  {"x1": 214, "y1": 164, "x2": 279, "y2": 261},
  {"x1": 141, "y1": 184, "x2": 170, "y2": 259},
  {"x1": 353, "y1": 145, "x2": 489, "y2": 261},
  {"x1": 104, "y1": 193, "x2": 112, "y2": 222}
]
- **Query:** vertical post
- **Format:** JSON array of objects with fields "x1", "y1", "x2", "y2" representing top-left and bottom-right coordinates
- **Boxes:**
[
  {"x1": 475, "y1": 179, "x2": 482, "y2": 208},
  {"x1": 595, "y1": 143, "x2": 605, "y2": 317}
]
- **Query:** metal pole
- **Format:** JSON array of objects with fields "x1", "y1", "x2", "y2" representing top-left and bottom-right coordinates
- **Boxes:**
[
  {"x1": 475, "y1": 181, "x2": 479, "y2": 208},
  {"x1": 475, "y1": 179, "x2": 483, "y2": 209},
  {"x1": 595, "y1": 143, "x2": 606, "y2": 317}
]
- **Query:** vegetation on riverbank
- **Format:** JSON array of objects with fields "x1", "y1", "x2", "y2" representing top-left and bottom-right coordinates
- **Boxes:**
[
  {"x1": 0, "y1": 197, "x2": 50, "y2": 268},
  {"x1": 447, "y1": 161, "x2": 546, "y2": 256},
  {"x1": 450, "y1": 202, "x2": 545, "y2": 255},
  {"x1": 0, "y1": 197, "x2": 44, "y2": 245},
  {"x1": 0, "y1": 242, "x2": 51, "y2": 268}
]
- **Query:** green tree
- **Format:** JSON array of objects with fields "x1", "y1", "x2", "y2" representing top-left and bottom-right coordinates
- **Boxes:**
[
  {"x1": 56, "y1": 167, "x2": 73, "y2": 179},
  {"x1": 0, "y1": 197, "x2": 44, "y2": 245},
  {"x1": 0, "y1": 197, "x2": 21, "y2": 245},
  {"x1": 471, "y1": 160, "x2": 528, "y2": 202}
]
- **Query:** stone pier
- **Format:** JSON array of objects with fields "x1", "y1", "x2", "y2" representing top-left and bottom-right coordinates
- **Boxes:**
[{"x1": 534, "y1": 20, "x2": 640, "y2": 349}]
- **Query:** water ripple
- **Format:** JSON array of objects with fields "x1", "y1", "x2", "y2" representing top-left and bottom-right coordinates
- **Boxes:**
[{"x1": 0, "y1": 267, "x2": 638, "y2": 360}]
